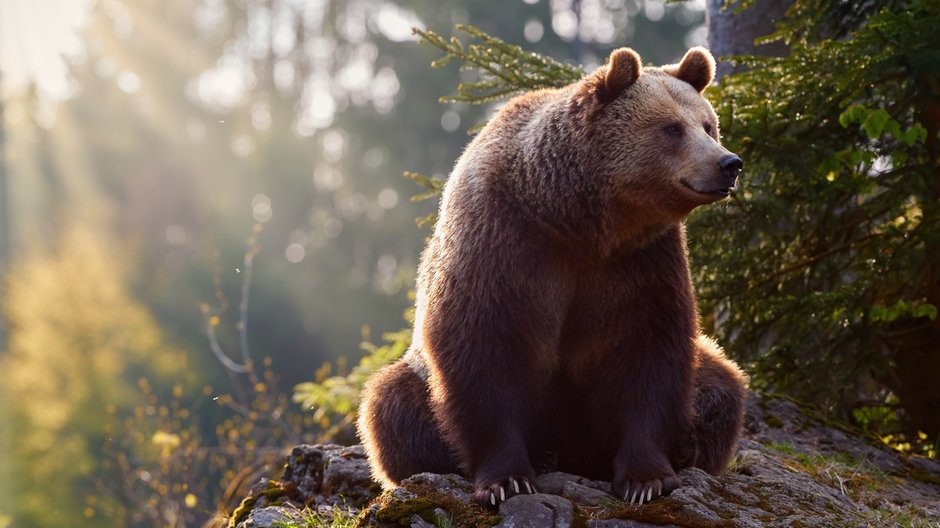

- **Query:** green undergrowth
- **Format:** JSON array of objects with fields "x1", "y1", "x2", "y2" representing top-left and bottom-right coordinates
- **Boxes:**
[
  {"x1": 778, "y1": 444, "x2": 892, "y2": 500},
  {"x1": 762, "y1": 441, "x2": 937, "y2": 526},
  {"x1": 758, "y1": 393, "x2": 940, "y2": 492},
  {"x1": 766, "y1": 441, "x2": 797, "y2": 455},
  {"x1": 862, "y1": 505, "x2": 940, "y2": 528},
  {"x1": 274, "y1": 507, "x2": 359, "y2": 528}
]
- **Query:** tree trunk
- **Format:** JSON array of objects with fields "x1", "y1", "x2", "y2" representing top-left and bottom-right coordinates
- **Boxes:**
[
  {"x1": 883, "y1": 99, "x2": 940, "y2": 440},
  {"x1": 706, "y1": 0, "x2": 791, "y2": 80}
]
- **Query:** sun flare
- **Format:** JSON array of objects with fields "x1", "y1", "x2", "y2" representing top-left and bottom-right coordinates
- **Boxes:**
[{"x1": 0, "y1": 0, "x2": 94, "y2": 98}]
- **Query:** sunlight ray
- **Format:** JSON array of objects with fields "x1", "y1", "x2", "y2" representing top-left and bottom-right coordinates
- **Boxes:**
[
  {"x1": 97, "y1": 0, "x2": 216, "y2": 73},
  {"x1": 47, "y1": 100, "x2": 103, "y2": 225}
]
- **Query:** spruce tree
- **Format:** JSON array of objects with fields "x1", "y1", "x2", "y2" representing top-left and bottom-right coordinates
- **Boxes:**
[{"x1": 690, "y1": 0, "x2": 940, "y2": 450}]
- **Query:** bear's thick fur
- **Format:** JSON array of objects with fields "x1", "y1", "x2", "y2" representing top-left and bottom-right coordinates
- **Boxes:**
[{"x1": 358, "y1": 46, "x2": 748, "y2": 508}]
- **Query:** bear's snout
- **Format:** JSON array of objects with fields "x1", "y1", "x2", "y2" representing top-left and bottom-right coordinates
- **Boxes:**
[{"x1": 718, "y1": 154, "x2": 743, "y2": 189}]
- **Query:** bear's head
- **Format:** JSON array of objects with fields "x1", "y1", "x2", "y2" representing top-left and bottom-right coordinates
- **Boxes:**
[{"x1": 574, "y1": 46, "x2": 742, "y2": 223}]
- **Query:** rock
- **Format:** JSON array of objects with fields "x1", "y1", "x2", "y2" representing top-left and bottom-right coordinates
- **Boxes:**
[
  {"x1": 224, "y1": 393, "x2": 940, "y2": 527},
  {"x1": 402, "y1": 472, "x2": 474, "y2": 503},
  {"x1": 226, "y1": 444, "x2": 370, "y2": 528},
  {"x1": 280, "y1": 443, "x2": 378, "y2": 508},
  {"x1": 322, "y1": 445, "x2": 374, "y2": 499},
  {"x1": 561, "y1": 481, "x2": 613, "y2": 507},
  {"x1": 536, "y1": 472, "x2": 611, "y2": 496},
  {"x1": 494, "y1": 494, "x2": 573, "y2": 528},
  {"x1": 409, "y1": 513, "x2": 435, "y2": 528}
]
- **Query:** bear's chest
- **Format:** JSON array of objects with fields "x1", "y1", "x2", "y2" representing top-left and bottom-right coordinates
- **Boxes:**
[{"x1": 556, "y1": 241, "x2": 697, "y2": 379}]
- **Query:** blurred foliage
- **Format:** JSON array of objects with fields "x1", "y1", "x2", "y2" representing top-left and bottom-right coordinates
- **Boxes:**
[
  {"x1": 691, "y1": 0, "x2": 940, "y2": 452},
  {"x1": 291, "y1": 170, "x2": 438, "y2": 435},
  {"x1": 100, "y1": 226, "x2": 321, "y2": 527},
  {"x1": 293, "y1": 328, "x2": 411, "y2": 442},
  {"x1": 104, "y1": 361, "x2": 320, "y2": 527},
  {"x1": 1, "y1": 225, "x2": 188, "y2": 526}
]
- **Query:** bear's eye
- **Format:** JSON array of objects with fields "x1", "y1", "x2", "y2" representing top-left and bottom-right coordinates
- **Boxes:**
[
  {"x1": 704, "y1": 123, "x2": 713, "y2": 135},
  {"x1": 664, "y1": 124, "x2": 683, "y2": 138}
]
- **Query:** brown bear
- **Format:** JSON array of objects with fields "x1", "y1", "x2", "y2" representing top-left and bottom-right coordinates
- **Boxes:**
[{"x1": 357, "y1": 46, "x2": 748, "y2": 508}]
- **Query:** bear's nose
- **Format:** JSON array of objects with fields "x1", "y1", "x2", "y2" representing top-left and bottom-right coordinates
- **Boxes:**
[{"x1": 718, "y1": 154, "x2": 743, "y2": 179}]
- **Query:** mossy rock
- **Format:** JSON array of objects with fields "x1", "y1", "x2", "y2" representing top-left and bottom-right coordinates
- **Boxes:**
[{"x1": 228, "y1": 481, "x2": 290, "y2": 528}]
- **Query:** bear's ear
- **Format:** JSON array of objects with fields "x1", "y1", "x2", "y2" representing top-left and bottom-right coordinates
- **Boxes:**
[
  {"x1": 664, "y1": 47, "x2": 716, "y2": 93},
  {"x1": 604, "y1": 48, "x2": 642, "y2": 97},
  {"x1": 583, "y1": 47, "x2": 642, "y2": 104}
]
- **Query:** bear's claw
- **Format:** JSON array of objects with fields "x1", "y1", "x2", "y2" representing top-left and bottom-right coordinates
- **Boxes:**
[
  {"x1": 614, "y1": 474, "x2": 678, "y2": 506},
  {"x1": 626, "y1": 483, "x2": 655, "y2": 505},
  {"x1": 475, "y1": 476, "x2": 538, "y2": 508}
]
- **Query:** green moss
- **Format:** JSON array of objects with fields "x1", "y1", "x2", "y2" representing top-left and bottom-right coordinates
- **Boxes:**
[
  {"x1": 228, "y1": 495, "x2": 259, "y2": 528},
  {"x1": 403, "y1": 484, "x2": 501, "y2": 528},
  {"x1": 228, "y1": 481, "x2": 289, "y2": 528},
  {"x1": 373, "y1": 496, "x2": 438, "y2": 524},
  {"x1": 764, "y1": 413, "x2": 785, "y2": 428},
  {"x1": 361, "y1": 483, "x2": 499, "y2": 528}
]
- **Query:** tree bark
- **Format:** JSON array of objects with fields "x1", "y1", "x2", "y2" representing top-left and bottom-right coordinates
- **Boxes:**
[
  {"x1": 706, "y1": 0, "x2": 792, "y2": 80},
  {"x1": 885, "y1": 99, "x2": 940, "y2": 440}
]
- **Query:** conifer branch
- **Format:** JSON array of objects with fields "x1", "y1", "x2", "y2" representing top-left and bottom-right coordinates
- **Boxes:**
[{"x1": 414, "y1": 24, "x2": 584, "y2": 104}]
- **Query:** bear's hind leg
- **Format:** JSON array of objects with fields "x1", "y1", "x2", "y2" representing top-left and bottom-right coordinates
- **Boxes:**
[
  {"x1": 689, "y1": 336, "x2": 748, "y2": 474},
  {"x1": 357, "y1": 360, "x2": 459, "y2": 488}
]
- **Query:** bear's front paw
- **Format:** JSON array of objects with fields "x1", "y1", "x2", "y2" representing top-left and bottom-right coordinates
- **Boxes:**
[
  {"x1": 612, "y1": 472, "x2": 680, "y2": 506},
  {"x1": 473, "y1": 476, "x2": 538, "y2": 508}
]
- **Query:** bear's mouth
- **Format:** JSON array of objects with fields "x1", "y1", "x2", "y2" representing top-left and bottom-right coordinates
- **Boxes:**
[{"x1": 680, "y1": 180, "x2": 734, "y2": 198}]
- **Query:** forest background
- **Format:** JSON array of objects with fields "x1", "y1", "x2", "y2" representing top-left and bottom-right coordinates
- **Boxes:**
[{"x1": 1, "y1": 0, "x2": 937, "y2": 526}]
